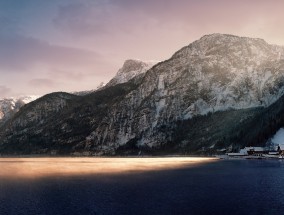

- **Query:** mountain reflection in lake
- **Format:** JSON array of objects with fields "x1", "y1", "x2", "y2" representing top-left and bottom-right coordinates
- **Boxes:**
[{"x1": 1, "y1": 158, "x2": 284, "y2": 215}]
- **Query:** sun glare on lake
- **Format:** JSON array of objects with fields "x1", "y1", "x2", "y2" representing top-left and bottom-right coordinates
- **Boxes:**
[{"x1": 0, "y1": 157, "x2": 217, "y2": 179}]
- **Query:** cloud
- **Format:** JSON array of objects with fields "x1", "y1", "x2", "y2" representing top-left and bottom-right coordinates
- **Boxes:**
[
  {"x1": 53, "y1": 2, "x2": 116, "y2": 37},
  {"x1": 0, "y1": 85, "x2": 12, "y2": 98},
  {"x1": 53, "y1": 1, "x2": 172, "y2": 38},
  {"x1": 0, "y1": 26, "x2": 118, "y2": 96},
  {"x1": 28, "y1": 78, "x2": 55, "y2": 88},
  {"x1": 47, "y1": 69, "x2": 91, "y2": 81},
  {"x1": 52, "y1": 0, "x2": 284, "y2": 43},
  {"x1": 0, "y1": 31, "x2": 116, "y2": 97},
  {"x1": 2, "y1": 0, "x2": 284, "y2": 97},
  {"x1": 0, "y1": 33, "x2": 101, "y2": 72}
]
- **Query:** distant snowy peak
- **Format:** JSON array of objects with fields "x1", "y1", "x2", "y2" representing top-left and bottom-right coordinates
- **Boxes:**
[
  {"x1": 0, "y1": 95, "x2": 39, "y2": 122},
  {"x1": 16, "y1": 95, "x2": 40, "y2": 104},
  {"x1": 0, "y1": 95, "x2": 39, "y2": 110},
  {"x1": 106, "y1": 59, "x2": 157, "y2": 86}
]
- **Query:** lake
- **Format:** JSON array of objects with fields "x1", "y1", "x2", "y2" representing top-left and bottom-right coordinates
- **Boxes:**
[{"x1": 0, "y1": 158, "x2": 284, "y2": 215}]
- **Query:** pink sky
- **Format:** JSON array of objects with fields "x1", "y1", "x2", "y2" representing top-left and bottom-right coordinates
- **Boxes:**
[{"x1": 1, "y1": 0, "x2": 284, "y2": 97}]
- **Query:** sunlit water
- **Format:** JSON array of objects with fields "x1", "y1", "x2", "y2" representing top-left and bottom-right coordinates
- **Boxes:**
[
  {"x1": 0, "y1": 157, "x2": 214, "y2": 178},
  {"x1": 1, "y1": 158, "x2": 284, "y2": 215}
]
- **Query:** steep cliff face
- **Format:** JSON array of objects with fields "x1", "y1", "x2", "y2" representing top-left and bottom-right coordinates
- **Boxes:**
[
  {"x1": 87, "y1": 34, "x2": 284, "y2": 151},
  {"x1": 1, "y1": 34, "x2": 284, "y2": 155}
]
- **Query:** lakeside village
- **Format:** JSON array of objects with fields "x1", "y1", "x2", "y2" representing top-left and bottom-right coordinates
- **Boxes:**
[{"x1": 218, "y1": 144, "x2": 284, "y2": 159}]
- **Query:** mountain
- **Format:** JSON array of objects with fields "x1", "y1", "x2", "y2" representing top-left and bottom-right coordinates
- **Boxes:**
[
  {"x1": 1, "y1": 34, "x2": 284, "y2": 155},
  {"x1": 71, "y1": 59, "x2": 154, "y2": 96},
  {"x1": 106, "y1": 59, "x2": 156, "y2": 87},
  {"x1": 0, "y1": 96, "x2": 39, "y2": 127}
]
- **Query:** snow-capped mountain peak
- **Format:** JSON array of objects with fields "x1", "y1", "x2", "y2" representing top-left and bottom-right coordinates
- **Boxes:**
[
  {"x1": 106, "y1": 59, "x2": 158, "y2": 86},
  {"x1": 166, "y1": 33, "x2": 284, "y2": 118}
]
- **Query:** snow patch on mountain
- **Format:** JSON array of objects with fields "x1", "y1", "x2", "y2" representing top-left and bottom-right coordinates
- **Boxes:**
[{"x1": 271, "y1": 128, "x2": 284, "y2": 145}]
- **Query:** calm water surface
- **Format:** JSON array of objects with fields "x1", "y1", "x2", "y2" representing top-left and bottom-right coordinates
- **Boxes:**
[{"x1": 0, "y1": 158, "x2": 284, "y2": 215}]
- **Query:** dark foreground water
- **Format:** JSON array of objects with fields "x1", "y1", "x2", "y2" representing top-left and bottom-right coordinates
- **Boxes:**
[{"x1": 1, "y1": 159, "x2": 284, "y2": 215}]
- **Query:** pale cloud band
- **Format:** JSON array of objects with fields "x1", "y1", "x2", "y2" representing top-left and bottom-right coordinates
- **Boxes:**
[{"x1": 0, "y1": 0, "x2": 284, "y2": 97}]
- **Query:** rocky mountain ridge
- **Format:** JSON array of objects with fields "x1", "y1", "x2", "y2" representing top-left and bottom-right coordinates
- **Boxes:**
[
  {"x1": 87, "y1": 34, "x2": 284, "y2": 149},
  {"x1": 1, "y1": 34, "x2": 284, "y2": 155}
]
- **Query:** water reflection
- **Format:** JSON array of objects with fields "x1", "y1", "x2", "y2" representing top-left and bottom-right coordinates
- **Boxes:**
[{"x1": 0, "y1": 157, "x2": 216, "y2": 178}]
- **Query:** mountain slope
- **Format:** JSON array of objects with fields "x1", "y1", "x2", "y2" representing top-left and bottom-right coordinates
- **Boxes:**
[
  {"x1": 0, "y1": 84, "x2": 138, "y2": 155},
  {"x1": 87, "y1": 34, "x2": 284, "y2": 150},
  {"x1": 1, "y1": 34, "x2": 284, "y2": 155}
]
